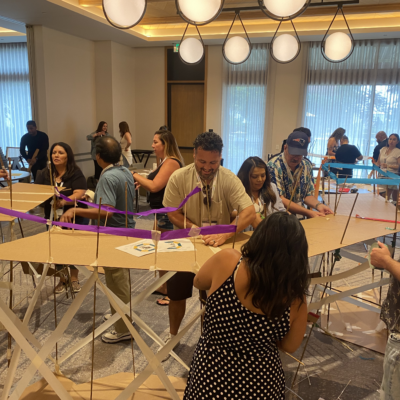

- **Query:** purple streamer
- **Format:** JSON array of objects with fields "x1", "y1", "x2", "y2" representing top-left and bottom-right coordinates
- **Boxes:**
[
  {"x1": 56, "y1": 186, "x2": 201, "y2": 217},
  {"x1": 0, "y1": 206, "x2": 47, "y2": 224}
]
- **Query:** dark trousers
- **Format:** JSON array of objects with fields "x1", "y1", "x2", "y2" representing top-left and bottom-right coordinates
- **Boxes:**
[
  {"x1": 31, "y1": 159, "x2": 47, "y2": 181},
  {"x1": 93, "y1": 160, "x2": 103, "y2": 180}
]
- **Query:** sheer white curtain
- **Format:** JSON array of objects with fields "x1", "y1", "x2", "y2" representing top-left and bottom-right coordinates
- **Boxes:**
[
  {"x1": 303, "y1": 39, "x2": 400, "y2": 164},
  {"x1": 221, "y1": 44, "x2": 268, "y2": 174},
  {"x1": 0, "y1": 43, "x2": 32, "y2": 151}
]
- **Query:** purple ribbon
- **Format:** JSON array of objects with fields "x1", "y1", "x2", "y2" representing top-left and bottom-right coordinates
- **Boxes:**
[
  {"x1": 56, "y1": 186, "x2": 201, "y2": 216},
  {"x1": 0, "y1": 205, "x2": 237, "y2": 241}
]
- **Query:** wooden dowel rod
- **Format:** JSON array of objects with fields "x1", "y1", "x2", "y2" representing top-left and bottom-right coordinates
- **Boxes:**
[{"x1": 340, "y1": 193, "x2": 359, "y2": 244}]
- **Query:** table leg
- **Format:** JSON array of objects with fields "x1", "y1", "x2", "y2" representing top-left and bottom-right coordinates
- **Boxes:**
[{"x1": 144, "y1": 154, "x2": 151, "y2": 168}]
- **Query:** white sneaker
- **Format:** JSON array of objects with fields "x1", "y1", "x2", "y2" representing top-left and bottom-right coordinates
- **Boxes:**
[
  {"x1": 101, "y1": 330, "x2": 132, "y2": 344},
  {"x1": 159, "y1": 333, "x2": 179, "y2": 362},
  {"x1": 103, "y1": 313, "x2": 112, "y2": 322}
]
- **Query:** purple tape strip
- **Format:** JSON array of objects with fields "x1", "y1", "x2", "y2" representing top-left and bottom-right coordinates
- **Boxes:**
[
  {"x1": 56, "y1": 186, "x2": 201, "y2": 217},
  {"x1": 0, "y1": 206, "x2": 47, "y2": 224}
]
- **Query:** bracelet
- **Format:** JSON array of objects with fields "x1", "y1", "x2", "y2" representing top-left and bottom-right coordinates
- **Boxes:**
[{"x1": 315, "y1": 202, "x2": 322, "y2": 210}]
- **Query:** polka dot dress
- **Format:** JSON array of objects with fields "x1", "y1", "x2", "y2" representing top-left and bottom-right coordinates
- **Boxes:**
[{"x1": 184, "y1": 257, "x2": 290, "y2": 400}]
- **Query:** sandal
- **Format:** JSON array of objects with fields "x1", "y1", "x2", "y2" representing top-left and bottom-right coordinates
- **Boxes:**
[
  {"x1": 152, "y1": 290, "x2": 167, "y2": 296},
  {"x1": 156, "y1": 296, "x2": 170, "y2": 306}
]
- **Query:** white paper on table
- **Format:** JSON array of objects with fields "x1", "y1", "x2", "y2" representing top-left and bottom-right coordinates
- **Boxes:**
[{"x1": 116, "y1": 238, "x2": 194, "y2": 258}]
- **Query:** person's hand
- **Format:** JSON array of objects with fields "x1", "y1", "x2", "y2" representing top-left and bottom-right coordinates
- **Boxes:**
[
  {"x1": 0, "y1": 169, "x2": 9, "y2": 180},
  {"x1": 55, "y1": 199, "x2": 65, "y2": 209},
  {"x1": 370, "y1": 242, "x2": 391, "y2": 270},
  {"x1": 134, "y1": 181, "x2": 141, "y2": 190},
  {"x1": 202, "y1": 233, "x2": 232, "y2": 247},
  {"x1": 29, "y1": 158, "x2": 37, "y2": 166},
  {"x1": 60, "y1": 208, "x2": 75, "y2": 223},
  {"x1": 307, "y1": 210, "x2": 325, "y2": 218},
  {"x1": 316, "y1": 204, "x2": 333, "y2": 215}
]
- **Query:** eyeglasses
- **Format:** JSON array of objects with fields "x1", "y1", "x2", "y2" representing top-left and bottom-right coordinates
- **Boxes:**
[{"x1": 202, "y1": 184, "x2": 212, "y2": 207}]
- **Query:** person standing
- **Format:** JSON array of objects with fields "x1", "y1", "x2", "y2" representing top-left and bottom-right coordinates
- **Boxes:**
[
  {"x1": 119, "y1": 121, "x2": 133, "y2": 167},
  {"x1": 162, "y1": 131, "x2": 255, "y2": 354},
  {"x1": 87, "y1": 121, "x2": 110, "y2": 180},
  {"x1": 236, "y1": 156, "x2": 286, "y2": 230},
  {"x1": 268, "y1": 131, "x2": 333, "y2": 218},
  {"x1": 19, "y1": 120, "x2": 49, "y2": 180},
  {"x1": 131, "y1": 126, "x2": 184, "y2": 305},
  {"x1": 331, "y1": 135, "x2": 363, "y2": 178},
  {"x1": 61, "y1": 136, "x2": 136, "y2": 344},
  {"x1": 370, "y1": 242, "x2": 400, "y2": 400},
  {"x1": 35, "y1": 142, "x2": 88, "y2": 293},
  {"x1": 184, "y1": 213, "x2": 309, "y2": 400},
  {"x1": 327, "y1": 127, "x2": 346, "y2": 157},
  {"x1": 377, "y1": 133, "x2": 400, "y2": 203}
]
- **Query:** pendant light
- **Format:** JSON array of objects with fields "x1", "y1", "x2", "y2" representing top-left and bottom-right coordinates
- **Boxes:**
[
  {"x1": 103, "y1": 0, "x2": 147, "y2": 29},
  {"x1": 258, "y1": 0, "x2": 311, "y2": 21},
  {"x1": 321, "y1": 5, "x2": 354, "y2": 63},
  {"x1": 270, "y1": 20, "x2": 301, "y2": 64},
  {"x1": 176, "y1": 0, "x2": 225, "y2": 26},
  {"x1": 179, "y1": 24, "x2": 205, "y2": 65},
  {"x1": 222, "y1": 11, "x2": 252, "y2": 65}
]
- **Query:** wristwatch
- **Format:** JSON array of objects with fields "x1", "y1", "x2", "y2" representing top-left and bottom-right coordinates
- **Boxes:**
[{"x1": 315, "y1": 202, "x2": 322, "y2": 210}]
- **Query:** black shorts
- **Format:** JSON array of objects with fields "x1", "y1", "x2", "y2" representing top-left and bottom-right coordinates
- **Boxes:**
[{"x1": 167, "y1": 272, "x2": 195, "y2": 301}]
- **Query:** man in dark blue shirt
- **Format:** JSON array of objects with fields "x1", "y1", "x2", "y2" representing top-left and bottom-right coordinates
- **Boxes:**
[
  {"x1": 19, "y1": 120, "x2": 49, "y2": 180},
  {"x1": 333, "y1": 136, "x2": 363, "y2": 178}
]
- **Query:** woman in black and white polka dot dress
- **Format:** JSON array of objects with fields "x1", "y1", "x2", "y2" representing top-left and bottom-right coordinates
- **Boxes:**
[{"x1": 184, "y1": 212, "x2": 310, "y2": 400}]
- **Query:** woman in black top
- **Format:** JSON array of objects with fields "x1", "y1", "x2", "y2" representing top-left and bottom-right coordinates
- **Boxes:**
[
  {"x1": 132, "y1": 126, "x2": 184, "y2": 304},
  {"x1": 35, "y1": 142, "x2": 88, "y2": 294}
]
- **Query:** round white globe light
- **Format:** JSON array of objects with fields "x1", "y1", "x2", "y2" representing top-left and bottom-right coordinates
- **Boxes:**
[
  {"x1": 224, "y1": 36, "x2": 251, "y2": 64},
  {"x1": 272, "y1": 34, "x2": 299, "y2": 63},
  {"x1": 103, "y1": 0, "x2": 146, "y2": 28},
  {"x1": 179, "y1": 37, "x2": 204, "y2": 64},
  {"x1": 178, "y1": 0, "x2": 222, "y2": 24},
  {"x1": 263, "y1": 0, "x2": 307, "y2": 18},
  {"x1": 324, "y1": 32, "x2": 353, "y2": 62}
]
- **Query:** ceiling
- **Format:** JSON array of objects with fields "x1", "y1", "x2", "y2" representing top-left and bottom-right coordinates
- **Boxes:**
[{"x1": 0, "y1": 0, "x2": 400, "y2": 46}]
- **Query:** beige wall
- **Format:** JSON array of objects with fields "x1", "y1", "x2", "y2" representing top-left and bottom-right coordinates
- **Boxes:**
[{"x1": 33, "y1": 26, "x2": 97, "y2": 177}]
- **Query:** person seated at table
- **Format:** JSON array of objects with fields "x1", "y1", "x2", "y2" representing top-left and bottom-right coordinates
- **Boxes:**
[
  {"x1": 162, "y1": 131, "x2": 255, "y2": 355},
  {"x1": 61, "y1": 136, "x2": 136, "y2": 344},
  {"x1": 330, "y1": 136, "x2": 363, "y2": 178},
  {"x1": 327, "y1": 127, "x2": 345, "y2": 157},
  {"x1": 280, "y1": 127, "x2": 312, "y2": 153},
  {"x1": 20, "y1": 120, "x2": 49, "y2": 180},
  {"x1": 132, "y1": 126, "x2": 184, "y2": 306},
  {"x1": 370, "y1": 242, "x2": 400, "y2": 400},
  {"x1": 119, "y1": 121, "x2": 133, "y2": 167},
  {"x1": 268, "y1": 131, "x2": 333, "y2": 218},
  {"x1": 184, "y1": 212, "x2": 309, "y2": 400},
  {"x1": 236, "y1": 156, "x2": 286, "y2": 230},
  {"x1": 87, "y1": 121, "x2": 110, "y2": 180},
  {"x1": 377, "y1": 133, "x2": 400, "y2": 203},
  {"x1": 35, "y1": 142, "x2": 88, "y2": 293}
]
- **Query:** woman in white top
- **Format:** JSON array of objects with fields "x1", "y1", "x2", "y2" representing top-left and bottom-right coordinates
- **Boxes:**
[
  {"x1": 237, "y1": 157, "x2": 286, "y2": 231},
  {"x1": 119, "y1": 121, "x2": 133, "y2": 166},
  {"x1": 378, "y1": 133, "x2": 400, "y2": 202}
]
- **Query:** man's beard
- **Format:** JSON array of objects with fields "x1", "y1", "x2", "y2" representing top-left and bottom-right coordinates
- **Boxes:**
[{"x1": 195, "y1": 165, "x2": 219, "y2": 182}]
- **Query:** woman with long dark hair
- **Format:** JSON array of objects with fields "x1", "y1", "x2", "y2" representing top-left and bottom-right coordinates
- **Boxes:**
[
  {"x1": 119, "y1": 121, "x2": 133, "y2": 166},
  {"x1": 184, "y1": 212, "x2": 309, "y2": 400},
  {"x1": 327, "y1": 127, "x2": 346, "y2": 157},
  {"x1": 87, "y1": 121, "x2": 110, "y2": 180},
  {"x1": 35, "y1": 142, "x2": 88, "y2": 293},
  {"x1": 132, "y1": 126, "x2": 184, "y2": 305},
  {"x1": 237, "y1": 156, "x2": 285, "y2": 230}
]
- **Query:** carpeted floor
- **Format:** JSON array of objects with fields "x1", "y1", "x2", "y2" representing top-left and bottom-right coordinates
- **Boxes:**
[{"x1": 0, "y1": 198, "x2": 390, "y2": 400}]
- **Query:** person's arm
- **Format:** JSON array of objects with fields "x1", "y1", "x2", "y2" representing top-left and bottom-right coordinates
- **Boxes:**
[
  {"x1": 277, "y1": 298, "x2": 307, "y2": 353},
  {"x1": 370, "y1": 241, "x2": 400, "y2": 281},
  {"x1": 202, "y1": 204, "x2": 256, "y2": 247},
  {"x1": 280, "y1": 196, "x2": 324, "y2": 218},
  {"x1": 356, "y1": 155, "x2": 363, "y2": 161},
  {"x1": 168, "y1": 209, "x2": 197, "y2": 229},
  {"x1": 124, "y1": 132, "x2": 132, "y2": 151},
  {"x1": 36, "y1": 133, "x2": 49, "y2": 161},
  {"x1": 0, "y1": 169, "x2": 8, "y2": 180},
  {"x1": 60, "y1": 204, "x2": 114, "y2": 222},
  {"x1": 87, "y1": 132, "x2": 98, "y2": 141},
  {"x1": 251, "y1": 213, "x2": 263, "y2": 229},
  {"x1": 56, "y1": 189, "x2": 86, "y2": 209},
  {"x1": 304, "y1": 195, "x2": 333, "y2": 215},
  {"x1": 20, "y1": 136, "x2": 28, "y2": 161},
  {"x1": 133, "y1": 159, "x2": 180, "y2": 193},
  {"x1": 327, "y1": 138, "x2": 337, "y2": 157}
]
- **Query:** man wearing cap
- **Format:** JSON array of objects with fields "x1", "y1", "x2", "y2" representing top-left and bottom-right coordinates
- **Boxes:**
[{"x1": 268, "y1": 131, "x2": 333, "y2": 218}]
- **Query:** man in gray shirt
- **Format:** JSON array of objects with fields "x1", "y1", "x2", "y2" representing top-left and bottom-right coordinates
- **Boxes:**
[{"x1": 61, "y1": 136, "x2": 136, "y2": 343}]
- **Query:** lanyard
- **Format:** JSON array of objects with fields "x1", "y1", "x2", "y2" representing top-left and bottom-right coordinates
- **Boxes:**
[{"x1": 196, "y1": 171, "x2": 218, "y2": 200}]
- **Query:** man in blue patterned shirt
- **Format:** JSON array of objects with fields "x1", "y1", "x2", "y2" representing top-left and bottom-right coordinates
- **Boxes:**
[{"x1": 267, "y1": 131, "x2": 333, "y2": 218}]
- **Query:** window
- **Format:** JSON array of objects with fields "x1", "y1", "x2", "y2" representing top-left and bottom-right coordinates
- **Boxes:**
[
  {"x1": 303, "y1": 40, "x2": 400, "y2": 169},
  {"x1": 0, "y1": 43, "x2": 32, "y2": 152},
  {"x1": 222, "y1": 44, "x2": 268, "y2": 174}
]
